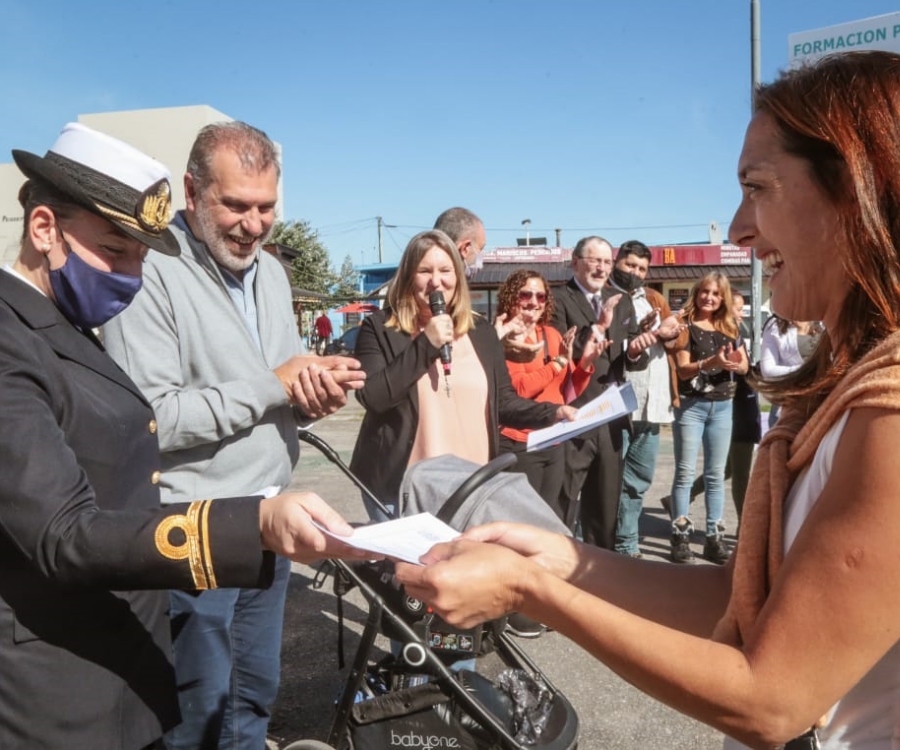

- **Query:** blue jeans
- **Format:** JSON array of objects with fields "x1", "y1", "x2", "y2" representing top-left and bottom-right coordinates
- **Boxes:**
[
  {"x1": 164, "y1": 555, "x2": 292, "y2": 750},
  {"x1": 671, "y1": 397, "x2": 733, "y2": 536},
  {"x1": 614, "y1": 421, "x2": 660, "y2": 554}
]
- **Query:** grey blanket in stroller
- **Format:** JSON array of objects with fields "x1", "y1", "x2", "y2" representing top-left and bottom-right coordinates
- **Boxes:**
[{"x1": 399, "y1": 454, "x2": 572, "y2": 536}]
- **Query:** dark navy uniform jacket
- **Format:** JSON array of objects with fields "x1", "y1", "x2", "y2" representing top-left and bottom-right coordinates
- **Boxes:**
[{"x1": 0, "y1": 271, "x2": 274, "y2": 750}]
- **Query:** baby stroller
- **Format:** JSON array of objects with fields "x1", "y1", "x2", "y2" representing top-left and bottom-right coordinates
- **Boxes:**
[{"x1": 284, "y1": 430, "x2": 579, "y2": 750}]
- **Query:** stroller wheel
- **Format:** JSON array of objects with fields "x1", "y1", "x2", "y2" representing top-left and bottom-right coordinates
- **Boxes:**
[{"x1": 282, "y1": 741, "x2": 338, "y2": 750}]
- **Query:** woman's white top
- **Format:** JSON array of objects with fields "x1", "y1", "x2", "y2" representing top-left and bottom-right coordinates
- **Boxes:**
[
  {"x1": 724, "y1": 410, "x2": 900, "y2": 749},
  {"x1": 759, "y1": 321, "x2": 804, "y2": 378}
]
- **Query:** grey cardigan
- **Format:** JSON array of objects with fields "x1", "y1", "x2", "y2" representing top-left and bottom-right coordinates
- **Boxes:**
[{"x1": 104, "y1": 214, "x2": 303, "y2": 503}]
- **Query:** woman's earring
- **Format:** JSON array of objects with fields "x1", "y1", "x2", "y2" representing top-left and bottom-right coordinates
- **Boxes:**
[{"x1": 41, "y1": 242, "x2": 51, "y2": 253}]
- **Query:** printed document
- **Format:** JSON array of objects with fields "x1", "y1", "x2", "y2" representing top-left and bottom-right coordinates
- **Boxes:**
[
  {"x1": 313, "y1": 512, "x2": 460, "y2": 565},
  {"x1": 526, "y1": 381, "x2": 637, "y2": 452}
]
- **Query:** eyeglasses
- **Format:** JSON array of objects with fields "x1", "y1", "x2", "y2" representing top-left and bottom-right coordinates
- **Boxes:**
[
  {"x1": 518, "y1": 290, "x2": 547, "y2": 303},
  {"x1": 575, "y1": 256, "x2": 608, "y2": 267}
]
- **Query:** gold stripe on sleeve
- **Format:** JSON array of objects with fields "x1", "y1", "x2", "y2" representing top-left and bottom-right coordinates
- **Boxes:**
[
  {"x1": 154, "y1": 500, "x2": 216, "y2": 589},
  {"x1": 198, "y1": 497, "x2": 217, "y2": 590}
]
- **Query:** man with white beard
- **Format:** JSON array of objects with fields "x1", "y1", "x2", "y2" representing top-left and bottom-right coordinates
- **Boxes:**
[{"x1": 104, "y1": 121, "x2": 365, "y2": 749}]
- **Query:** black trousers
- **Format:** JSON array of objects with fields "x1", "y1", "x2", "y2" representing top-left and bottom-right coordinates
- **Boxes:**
[
  {"x1": 498, "y1": 435, "x2": 566, "y2": 522},
  {"x1": 559, "y1": 418, "x2": 627, "y2": 549}
]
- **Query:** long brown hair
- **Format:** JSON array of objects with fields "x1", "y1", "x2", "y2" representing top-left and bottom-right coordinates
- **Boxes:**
[
  {"x1": 751, "y1": 51, "x2": 900, "y2": 412},
  {"x1": 385, "y1": 230, "x2": 475, "y2": 335},
  {"x1": 682, "y1": 272, "x2": 738, "y2": 339},
  {"x1": 496, "y1": 269, "x2": 555, "y2": 326}
]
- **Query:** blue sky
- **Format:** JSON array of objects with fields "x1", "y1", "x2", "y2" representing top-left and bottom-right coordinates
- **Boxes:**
[{"x1": 2, "y1": 1, "x2": 898, "y2": 267}]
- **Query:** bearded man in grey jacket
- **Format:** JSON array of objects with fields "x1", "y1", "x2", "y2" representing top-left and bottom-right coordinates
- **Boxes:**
[{"x1": 104, "y1": 121, "x2": 364, "y2": 750}]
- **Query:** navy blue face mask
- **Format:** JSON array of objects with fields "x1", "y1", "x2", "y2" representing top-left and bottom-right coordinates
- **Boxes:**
[{"x1": 48, "y1": 235, "x2": 143, "y2": 329}]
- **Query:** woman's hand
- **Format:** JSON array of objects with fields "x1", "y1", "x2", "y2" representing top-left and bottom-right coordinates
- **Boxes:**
[
  {"x1": 494, "y1": 312, "x2": 526, "y2": 340},
  {"x1": 394, "y1": 538, "x2": 535, "y2": 628},
  {"x1": 423, "y1": 313, "x2": 455, "y2": 350},
  {"x1": 554, "y1": 404, "x2": 578, "y2": 422},
  {"x1": 562, "y1": 326, "x2": 577, "y2": 361},
  {"x1": 709, "y1": 343, "x2": 746, "y2": 374},
  {"x1": 259, "y1": 493, "x2": 379, "y2": 564},
  {"x1": 394, "y1": 523, "x2": 581, "y2": 627},
  {"x1": 503, "y1": 336, "x2": 544, "y2": 363},
  {"x1": 462, "y1": 522, "x2": 582, "y2": 580}
]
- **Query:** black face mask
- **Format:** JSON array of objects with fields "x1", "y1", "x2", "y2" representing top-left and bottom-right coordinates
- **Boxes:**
[{"x1": 611, "y1": 266, "x2": 644, "y2": 293}]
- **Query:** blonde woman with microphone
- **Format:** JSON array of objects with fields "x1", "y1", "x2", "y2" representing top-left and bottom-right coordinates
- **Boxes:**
[{"x1": 349, "y1": 230, "x2": 574, "y2": 519}]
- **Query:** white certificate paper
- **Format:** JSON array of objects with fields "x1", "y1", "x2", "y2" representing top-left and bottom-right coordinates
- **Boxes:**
[
  {"x1": 526, "y1": 381, "x2": 637, "y2": 453},
  {"x1": 313, "y1": 512, "x2": 460, "y2": 565}
]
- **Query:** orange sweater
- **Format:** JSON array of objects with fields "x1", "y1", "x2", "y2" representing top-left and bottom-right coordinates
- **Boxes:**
[{"x1": 501, "y1": 324, "x2": 592, "y2": 443}]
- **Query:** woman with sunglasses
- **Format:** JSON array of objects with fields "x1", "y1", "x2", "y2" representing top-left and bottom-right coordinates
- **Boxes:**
[
  {"x1": 349, "y1": 232, "x2": 577, "y2": 520},
  {"x1": 495, "y1": 270, "x2": 601, "y2": 517}
]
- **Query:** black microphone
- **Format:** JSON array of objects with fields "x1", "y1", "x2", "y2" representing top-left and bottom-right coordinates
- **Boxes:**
[{"x1": 428, "y1": 291, "x2": 452, "y2": 376}]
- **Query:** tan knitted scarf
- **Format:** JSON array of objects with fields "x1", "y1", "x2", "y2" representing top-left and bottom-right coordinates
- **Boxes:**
[{"x1": 713, "y1": 329, "x2": 900, "y2": 646}]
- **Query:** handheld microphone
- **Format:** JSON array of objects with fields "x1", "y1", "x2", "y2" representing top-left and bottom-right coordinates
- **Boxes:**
[{"x1": 428, "y1": 291, "x2": 452, "y2": 376}]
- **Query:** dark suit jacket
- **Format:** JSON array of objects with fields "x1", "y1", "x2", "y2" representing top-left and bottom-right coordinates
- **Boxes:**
[
  {"x1": 0, "y1": 272, "x2": 273, "y2": 750},
  {"x1": 550, "y1": 278, "x2": 648, "y2": 407},
  {"x1": 349, "y1": 311, "x2": 559, "y2": 505}
]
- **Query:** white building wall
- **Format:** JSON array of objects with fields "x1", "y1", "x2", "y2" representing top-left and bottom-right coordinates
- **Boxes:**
[
  {"x1": 0, "y1": 163, "x2": 25, "y2": 263},
  {"x1": 0, "y1": 105, "x2": 283, "y2": 266}
]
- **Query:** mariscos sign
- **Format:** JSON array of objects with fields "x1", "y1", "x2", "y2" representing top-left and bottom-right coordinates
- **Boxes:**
[
  {"x1": 483, "y1": 244, "x2": 750, "y2": 265},
  {"x1": 789, "y1": 12, "x2": 900, "y2": 66}
]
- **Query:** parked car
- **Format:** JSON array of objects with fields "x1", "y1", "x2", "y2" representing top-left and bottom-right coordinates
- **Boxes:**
[{"x1": 324, "y1": 325, "x2": 361, "y2": 356}]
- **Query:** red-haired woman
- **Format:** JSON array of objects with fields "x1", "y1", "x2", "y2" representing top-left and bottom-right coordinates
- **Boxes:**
[
  {"x1": 495, "y1": 269, "x2": 601, "y2": 517},
  {"x1": 397, "y1": 51, "x2": 900, "y2": 750}
]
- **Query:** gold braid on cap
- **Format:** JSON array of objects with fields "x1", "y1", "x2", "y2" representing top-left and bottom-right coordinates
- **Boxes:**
[
  {"x1": 154, "y1": 500, "x2": 218, "y2": 589},
  {"x1": 94, "y1": 178, "x2": 172, "y2": 236}
]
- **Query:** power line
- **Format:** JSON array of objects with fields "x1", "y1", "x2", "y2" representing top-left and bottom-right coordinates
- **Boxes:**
[
  {"x1": 316, "y1": 217, "x2": 379, "y2": 231},
  {"x1": 488, "y1": 222, "x2": 730, "y2": 233},
  {"x1": 312, "y1": 216, "x2": 735, "y2": 238}
]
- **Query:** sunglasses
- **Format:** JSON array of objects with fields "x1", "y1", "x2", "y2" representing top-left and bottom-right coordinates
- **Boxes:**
[{"x1": 518, "y1": 290, "x2": 547, "y2": 304}]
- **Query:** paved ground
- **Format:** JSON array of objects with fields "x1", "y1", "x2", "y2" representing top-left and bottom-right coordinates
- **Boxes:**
[{"x1": 268, "y1": 398, "x2": 738, "y2": 749}]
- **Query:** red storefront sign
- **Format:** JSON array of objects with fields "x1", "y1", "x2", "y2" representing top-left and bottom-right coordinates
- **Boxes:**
[
  {"x1": 483, "y1": 244, "x2": 751, "y2": 265},
  {"x1": 652, "y1": 244, "x2": 751, "y2": 265}
]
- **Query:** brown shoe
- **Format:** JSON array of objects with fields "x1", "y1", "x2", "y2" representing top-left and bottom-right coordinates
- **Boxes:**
[{"x1": 703, "y1": 535, "x2": 731, "y2": 565}]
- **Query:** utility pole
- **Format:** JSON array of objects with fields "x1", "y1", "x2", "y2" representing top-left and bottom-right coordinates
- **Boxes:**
[
  {"x1": 750, "y1": 0, "x2": 763, "y2": 360},
  {"x1": 555, "y1": 228, "x2": 562, "y2": 247},
  {"x1": 522, "y1": 219, "x2": 531, "y2": 246},
  {"x1": 376, "y1": 216, "x2": 384, "y2": 263}
]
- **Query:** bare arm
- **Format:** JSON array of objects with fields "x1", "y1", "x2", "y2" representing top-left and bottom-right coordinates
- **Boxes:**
[{"x1": 398, "y1": 407, "x2": 900, "y2": 747}]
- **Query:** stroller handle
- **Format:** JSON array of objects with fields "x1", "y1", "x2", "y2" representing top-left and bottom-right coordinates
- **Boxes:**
[
  {"x1": 436, "y1": 452, "x2": 517, "y2": 525},
  {"x1": 298, "y1": 428, "x2": 343, "y2": 464},
  {"x1": 297, "y1": 429, "x2": 395, "y2": 519}
]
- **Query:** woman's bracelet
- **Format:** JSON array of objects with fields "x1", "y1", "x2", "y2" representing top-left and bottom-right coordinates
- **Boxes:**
[{"x1": 553, "y1": 355, "x2": 568, "y2": 369}]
